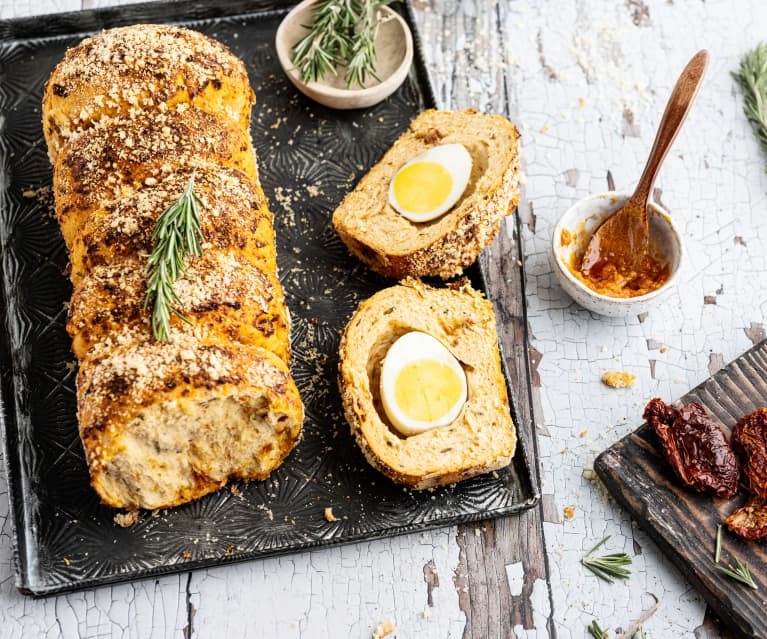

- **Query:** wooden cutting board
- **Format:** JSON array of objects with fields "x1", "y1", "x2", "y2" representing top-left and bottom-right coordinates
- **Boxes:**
[{"x1": 595, "y1": 340, "x2": 767, "y2": 639}]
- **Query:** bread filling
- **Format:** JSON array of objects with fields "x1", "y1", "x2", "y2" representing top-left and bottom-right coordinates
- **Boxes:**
[{"x1": 97, "y1": 395, "x2": 293, "y2": 509}]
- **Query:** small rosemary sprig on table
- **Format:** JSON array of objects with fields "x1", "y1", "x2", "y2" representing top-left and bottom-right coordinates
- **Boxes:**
[
  {"x1": 587, "y1": 619, "x2": 607, "y2": 639},
  {"x1": 581, "y1": 535, "x2": 633, "y2": 583},
  {"x1": 736, "y1": 43, "x2": 767, "y2": 166},
  {"x1": 144, "y1": 175, "x2": 205, "y2": 341},
  {"x1": 714, "y1": 525, "x2": 758, "y2": 589},
  {"x1": 292, "y1": 0, "x2": 397, "y2": 88}
]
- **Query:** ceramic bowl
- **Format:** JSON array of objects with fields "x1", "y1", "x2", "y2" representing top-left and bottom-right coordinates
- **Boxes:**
[
  {"x1": 275, "y1": 1, "x2": 413, "y2": 109},
  {"x1": 552, "y1": 191, "x2": 684, "y2": 317}
]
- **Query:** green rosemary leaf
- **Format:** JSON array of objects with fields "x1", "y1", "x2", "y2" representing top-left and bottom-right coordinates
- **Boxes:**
[
  {"x1": 291, "y1": 0, "x2": 398, "y2": 88},
  {"x1": 716, "y1": 555, "x2": 759, "y2": 590},
  {"x1": 736, "y1": 43, "x2": 767, "y2": 167},
  {"x1": 581, "y1": 535, "x2": 633, "y2": 583},
  {"x1": 144, "y1": 175, "x2": 205, "y2": 341},
  {"x1": 587, "y1": 619, "x2": 607, "y2": 639},
  {"x1": 715, "y1": 524, "x2": 722, "y2": 564}
]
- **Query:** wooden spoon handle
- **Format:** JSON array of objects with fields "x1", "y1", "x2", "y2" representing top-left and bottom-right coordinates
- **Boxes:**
[{"x1": 633, "y1": 49, "x2": 709, "y2": 201}]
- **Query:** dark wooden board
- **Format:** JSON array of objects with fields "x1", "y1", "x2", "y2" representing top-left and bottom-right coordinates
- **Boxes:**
[{"x1": 595, "y1": 340, "x2": 767, "y2": 639}]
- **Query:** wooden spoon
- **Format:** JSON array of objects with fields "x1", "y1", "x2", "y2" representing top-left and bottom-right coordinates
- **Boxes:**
[{"x1": 580, "y1": 50, "x2": 709, "y2": 279}]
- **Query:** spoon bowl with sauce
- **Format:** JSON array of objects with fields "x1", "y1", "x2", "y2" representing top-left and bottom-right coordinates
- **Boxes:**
[
  {"x1": 553, "y1": 191, "x2": 683, "y2": 317},
  {"x1": 578, "y1": 50, "x2": 707, "y2": 287}
]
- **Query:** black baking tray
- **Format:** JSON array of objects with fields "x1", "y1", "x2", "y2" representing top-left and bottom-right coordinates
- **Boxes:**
[{"x1": 0, "y1": 0, "x2": 539, "y2": 596}]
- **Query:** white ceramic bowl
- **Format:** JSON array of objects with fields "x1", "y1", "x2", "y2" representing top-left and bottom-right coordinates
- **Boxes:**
[
  {"x1": 275, "y1": 1, "x2": 413, "y2": 110},
  {"x1": 552, "y1": 191, "x2": 684, "y2": 317}
]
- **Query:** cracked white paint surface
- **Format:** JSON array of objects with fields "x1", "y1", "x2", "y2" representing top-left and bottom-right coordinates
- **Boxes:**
[{"x1": 1, "y1": 0, "x2": 766, "y2": 637}]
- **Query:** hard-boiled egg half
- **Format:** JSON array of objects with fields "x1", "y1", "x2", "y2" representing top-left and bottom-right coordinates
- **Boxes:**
[
  {"x1": 388, "y1": 144, "x2": 472, "y2": 223},
  {"x1": 379, "y1": 331, "x2": 468, "y2": 437}
]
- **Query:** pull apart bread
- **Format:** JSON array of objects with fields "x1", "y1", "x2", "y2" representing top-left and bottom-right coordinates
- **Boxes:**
[
  {"x1": 43, "y1": 24, "x2": 302, "y2": 510},
  {"x1": 332, "y1": 109, "x2": 521, "y2": 280},
  {"x1": 338, "y1": 279, "x2": 516, "y2": 488}
]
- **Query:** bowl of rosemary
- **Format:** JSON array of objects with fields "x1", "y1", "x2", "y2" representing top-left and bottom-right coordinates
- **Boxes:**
[{"x1": 275, "y1": 0, "x2": 414, "y2": 110}]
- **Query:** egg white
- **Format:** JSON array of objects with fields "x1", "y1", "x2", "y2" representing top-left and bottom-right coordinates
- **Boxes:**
[
  {"x1": 388, "y1": 143, "x2": 473, "y2": 223},
  {"x1": 379, "y1": 331, "x2": 468, "y2": 437}
]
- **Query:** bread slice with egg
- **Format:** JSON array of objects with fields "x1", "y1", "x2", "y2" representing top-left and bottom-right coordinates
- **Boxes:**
[
  {"x1": 332, "y1": 109, "x2": 521, "y2": 280},
  {"x1": 338, "y1": 278, "x2": 516, "y2": 489}
]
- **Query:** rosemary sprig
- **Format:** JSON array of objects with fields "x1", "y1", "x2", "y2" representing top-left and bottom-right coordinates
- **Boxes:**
[
  {"x1": 716, "y1": 554, "x2": 759, "y2": 590},
  {"x1": 713, "y1": 526, "x2": 758, "y2": 589},
  {"x1": 736, "y1": 43, "x2": 767, "y2": 165},
  {"x1": 715, "y1": 524, "x2": 722, "y2": 564},
  {"x1": 581, "y1": 535, "x2": 633, "y2": 583},
  {"x1": 292, "y1": 0, "x2": 397, "y2": 88},
  {"x1": 144, "y1": 175, "x2": 205, "y2": 341},
  {"x1": 587, "y1": 619, "x2": 607, "y2": 639}
]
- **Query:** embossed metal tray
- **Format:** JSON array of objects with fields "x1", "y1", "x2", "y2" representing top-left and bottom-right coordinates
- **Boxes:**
[{"x1": 0, "y1": 0, "x2": 539, "y2": 596}]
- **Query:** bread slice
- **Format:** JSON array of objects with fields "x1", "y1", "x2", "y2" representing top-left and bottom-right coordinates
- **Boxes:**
[
  {"x1": 67, "y1": 252, "x2": 290, "y2": 364},
  {"x1": 68, "y1": 166, "x2": 276, "y2": 286},
  {"x1": 43, "y1": 24, "x2": 254, "y2": 163},
  {"x1": 338, "y1": 278, "x2": 516, "y2": 488},
  {"x1": 332, "y1": 109, "x2": 520, "y2": 280},
  {"x1": 78, "y1": 333, "x2": 303, "y2": 510},
  {"x1": 54, "y1": 106, "x2": 256, "y2": 250}
]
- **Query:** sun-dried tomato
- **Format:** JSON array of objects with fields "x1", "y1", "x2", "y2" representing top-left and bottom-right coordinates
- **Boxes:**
[
  {"x1": 732, "y1": 408, "x2": 767, "y2": 498},
  {"x1": 726, "y1": 496, "x2": 767, "y2": 540},
  {"x1": 643, "y1": 398, "x2": 739, "y2": 499}
]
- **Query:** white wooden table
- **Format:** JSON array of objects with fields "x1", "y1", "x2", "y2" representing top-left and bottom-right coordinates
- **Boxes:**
[{"x1": 2, "y1": 0, "x2": 766, "y2": 637}]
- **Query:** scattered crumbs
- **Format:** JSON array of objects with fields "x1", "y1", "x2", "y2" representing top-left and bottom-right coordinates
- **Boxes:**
[
  {"x1": 491, "y1": 471, "x2": 500, "y2": 479},
  {"x1": 563, "y1": 505, "x2": 575, "y2": 520},
  {"x1": 660, "y1": 346, "x2": 668, "y2": 354},
  {"x1": 225, "y1": 545, "x2": 237, "y2": 556},
  {"x1": 579, "y1": 430, "x2": 588, "y2": 438},
  {"x1": 257, "y1": 503, "x2": 274, "y2": 520},
  {"x1": 372, "y1": 621, "x2": 395, "y2": 639},
  {"x1": 515, "y1": 260, "x2": 523, "y2": 267},
  {"x1": 324, "y1": 507, "x2": 337, "y2": 522},
  {"x1": 65, "y1": 360, "x2": 77, "y2": 372},
  {"x1": 63, "y1": 557, "x2": 71, "y2": 566},
  {"x1": 306, "y1": 184, "x2": 320, "y2": 197},
  {"x1": 602, "y1": 370, "x2": 636, "y2": 388},
  {"x1": 22, "y1": 189, "x2": 36, "y2": 198},
  {"x1": 540, "y1": 126, "x2": 549, "y2": 133},
  {"x1": 422, "y1": 608, "x2": 431, "y2": 620},
  {"x1": 182, "y1": 550, "x2": 192, "y2": 559},
  {"x1": 377, "y1": 117, "x2": 384, "y2": 123},
  {"x1": 578, "y1": 97, "x2": 586, "y2": 109},
  {"x1": 229, "y1": 484, "x2": 240, "y2": 497},
  {"x1": 582, "y1": 467, "x2": 596, "y2": 481},
  {"x1": 113, "y1": 510, "x2": 140, "y2": 528}
]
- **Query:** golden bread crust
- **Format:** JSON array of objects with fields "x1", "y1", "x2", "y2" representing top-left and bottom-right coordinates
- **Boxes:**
[
  {"x1": 67, "y1": 167, "x2": 276, "y2": 285},
  {"x1": 43, "y1": 23, "x2": 254, "y2": 162},
  {"x1": 54, "y1": 106, "x2": 257, "y2": 249},
  {"x1": 67, "y1": 253, "x2": 291, "y2": 364}
]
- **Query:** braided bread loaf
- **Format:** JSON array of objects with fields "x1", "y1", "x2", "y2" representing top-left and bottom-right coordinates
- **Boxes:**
[{"x1": 44, "y1": 24, "x2": 302, "y2": 510}]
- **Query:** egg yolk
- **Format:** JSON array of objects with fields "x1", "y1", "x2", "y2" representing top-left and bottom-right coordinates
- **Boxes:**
[
  {"x1": 393, "y1": 359, "x2": 464, "y2": 423},
  {"x1": 392, "y1": 161, "x2": 453, "y2": 215}
]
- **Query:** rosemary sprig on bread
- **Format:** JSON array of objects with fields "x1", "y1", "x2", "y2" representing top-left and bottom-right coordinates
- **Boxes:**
[
  {"x1": 144, "y1": 175, "x2": 205, "y2": 341},
  {"x1": 292, "y1": 0, "x2": 396, "y2": 88}
]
